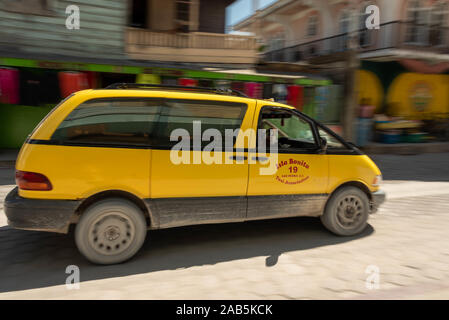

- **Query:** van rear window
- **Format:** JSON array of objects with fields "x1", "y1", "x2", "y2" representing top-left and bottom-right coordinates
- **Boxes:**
[
  {"x1": 51, "y1": 98, "x2": 247, "y2": 149},
  {"x1": 51, "y1": 98, "x2": 162, "y2": 146}
]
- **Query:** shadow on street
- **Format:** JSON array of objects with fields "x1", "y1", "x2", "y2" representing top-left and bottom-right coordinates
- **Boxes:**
[{"x1": 0, "y1": 217, "x2": 374, "y2": 293}]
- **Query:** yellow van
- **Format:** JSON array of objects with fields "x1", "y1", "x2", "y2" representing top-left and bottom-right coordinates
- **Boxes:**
[{"x1": 4, "y1": 84, "x2": 385, "y2": 264}]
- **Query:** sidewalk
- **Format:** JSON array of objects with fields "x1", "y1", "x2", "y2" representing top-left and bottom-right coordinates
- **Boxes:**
[
  {"x1": 362, "y1": 142, "x2": 449, "y2": 155},
  {"x1": 0, "y1": 149, "x2": 18, "y2": 168}
]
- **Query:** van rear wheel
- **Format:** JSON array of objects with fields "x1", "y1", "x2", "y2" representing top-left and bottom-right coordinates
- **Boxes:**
[
  {"x1": 75, "y1": 198, "x2": 147, "y2": 265},
  {"x1": 320, "y1": 187, "x2": 369, "y2": 236}
]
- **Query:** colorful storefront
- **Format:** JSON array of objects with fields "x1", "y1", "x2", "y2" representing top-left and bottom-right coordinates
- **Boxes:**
[
  {"x1": 0, "y1": 57, "x2": 334, "y2": 148},
  {"x1": 356, "y1": 60, "x2": 449, "y2": 145}
]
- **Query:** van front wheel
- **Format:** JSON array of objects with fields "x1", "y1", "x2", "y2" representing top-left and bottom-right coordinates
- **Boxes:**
[
  {"x1": 75, "y1": 198, "x2": 147, "y2": 264},
  {"x1": 320, "y1": 187, "x2": 369, "y2": 236}
]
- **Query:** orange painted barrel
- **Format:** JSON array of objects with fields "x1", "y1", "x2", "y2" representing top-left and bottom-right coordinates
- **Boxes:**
[
  {"x1": 287, "y1": 85, "x2": 303, "y2": 110},
  {"x1": 178, "y1": 78, "x2": 197, "y2": 87},
  {"x1": 85, "y1": 71, "x2": 99, "y2": 89},
  {"x1": 58, "y1": 71, "x2": 89, "y2": 98},
  {"x1": 0, "y1": 68, "x2": 20, "y2": 104}
]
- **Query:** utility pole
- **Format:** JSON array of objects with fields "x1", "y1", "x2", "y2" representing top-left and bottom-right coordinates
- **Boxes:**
[
  {"x1": 252, "y1": 0, "x2": 262, "y2": 53},
  {"x1": 342, "y1": 19, "x2": 360, "y2": 142},
  {"x1": 252, "y1": 0, "x2": 258, "y2": 37}
]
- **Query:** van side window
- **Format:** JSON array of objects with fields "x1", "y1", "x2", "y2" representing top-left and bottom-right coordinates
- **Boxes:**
[
  {"x1": 52, "y1": 98, "x2": 162, "y2": 146},
  {"x1": 153, "y1": 99, "x2": 247, "y2": 149},
  {"x1": 259, "y1": 107, "x2": 317, "y2": 151}
]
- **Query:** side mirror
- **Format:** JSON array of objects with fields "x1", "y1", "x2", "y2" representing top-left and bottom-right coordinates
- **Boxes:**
[{"x1": 319, "y1": 137, "x2": 327, "y2": 154}]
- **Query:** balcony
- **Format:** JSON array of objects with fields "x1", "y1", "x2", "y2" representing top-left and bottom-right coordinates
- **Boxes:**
[
  {"x1": 125, "y1": 27, "x2": 258, "y2": 64},
  {"x1": 263, "y1": 21, "x2": 449, "y2": 63}
]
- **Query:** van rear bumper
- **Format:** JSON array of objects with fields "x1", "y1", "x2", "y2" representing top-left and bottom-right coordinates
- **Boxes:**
[{"x1": 4, "y1": 187, "x2": 81, "y2": 233}]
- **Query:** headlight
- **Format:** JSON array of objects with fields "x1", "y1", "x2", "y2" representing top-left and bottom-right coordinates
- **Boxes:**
[{"x1": 372, "y1": 175, "x2": 382, "y2": 187}]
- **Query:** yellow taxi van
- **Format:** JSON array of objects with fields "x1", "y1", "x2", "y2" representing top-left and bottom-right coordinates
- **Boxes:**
[{"x1": 5, "y1": 83, "x2": 385, "y2": 264}]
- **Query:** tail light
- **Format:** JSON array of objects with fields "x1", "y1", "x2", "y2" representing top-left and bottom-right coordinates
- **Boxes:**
[{"x1": 15, "y1": 170, "x2": 53, "y2": 191}]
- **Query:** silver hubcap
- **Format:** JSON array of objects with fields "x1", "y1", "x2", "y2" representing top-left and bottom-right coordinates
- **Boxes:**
[
  {"x1": 88, "y1": 213, "x2": 135, "y2": 256},
  {"x1": 336, "y1": 195, "x2": 364, "y2": 229}
]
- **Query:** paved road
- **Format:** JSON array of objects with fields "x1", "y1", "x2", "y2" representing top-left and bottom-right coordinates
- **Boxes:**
[{"x1": 0, "y1": 153, "x2": 449, "y2": 299}]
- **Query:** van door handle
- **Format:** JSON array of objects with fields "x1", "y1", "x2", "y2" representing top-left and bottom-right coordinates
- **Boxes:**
[
  {"x1": 252, "y1": 156, "x2": 268, "y2": 161},
  {"x1": 229, "y1": 155, "x2": 247, "y2": 161}
]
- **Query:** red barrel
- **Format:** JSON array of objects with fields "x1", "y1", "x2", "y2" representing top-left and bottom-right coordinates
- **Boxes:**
[
  {"x1": 287, "y1": 85, "x2": 304, "y2": 110},
  {"x1": 178, "y1": 78, "x2": 197, "y2": 87},
  {"x1": 244, "y1": 82, "x2": 262, "y2": 99},
  {"x1": 58, "y1": 71, "x2": 89, "y2": 98},
  {"x1": 0, "y1": 68, "x2": 19, "y2": 104},
  {"x1": 85, "y1": 71, "x2": 99, "y2": 89}
]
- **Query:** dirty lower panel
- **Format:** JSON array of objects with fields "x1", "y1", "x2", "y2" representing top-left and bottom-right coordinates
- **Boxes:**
[
  {"x1": 246, "y1": 194, "x2": 328, "y2": 220},
  {"x1": 146, "y1": 194, "x2": 328, "y2": 229},
  {"x1": 145, "y1": 196, "x2": 247, "y2": 229}
]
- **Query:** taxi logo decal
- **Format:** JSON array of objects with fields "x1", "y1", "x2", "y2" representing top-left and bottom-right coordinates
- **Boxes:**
[{"x1": 275, "y1": 158, "x2": 310, "y2": 185}]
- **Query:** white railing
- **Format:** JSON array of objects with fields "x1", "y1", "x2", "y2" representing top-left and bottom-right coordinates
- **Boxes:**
[{"x1": 126, "y1": 28, "x2": 258, "y2": 50}]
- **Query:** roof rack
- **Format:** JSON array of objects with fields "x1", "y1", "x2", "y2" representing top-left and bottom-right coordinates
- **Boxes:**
[{"x1": 105, "y1": 83, "x2": 248, "y2": 98}]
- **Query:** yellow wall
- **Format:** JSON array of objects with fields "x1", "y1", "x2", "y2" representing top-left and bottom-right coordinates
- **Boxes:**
[
  {"x1": 357, "y1": 70, "x2": 384, "y2": 113},
  {"x1": 386, "y1": 73, "x2": 449, "y2": 119}
]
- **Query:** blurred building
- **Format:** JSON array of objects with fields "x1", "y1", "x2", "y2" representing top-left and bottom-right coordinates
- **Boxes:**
[
  {"x1": 0, "y1": 0, "x2": 257, "y2": 65},
  {"x1": 234, "y1": 0, "x2": 449, "y2": 145},
  {"x1": 0, "y1": 0, "x2": 332, "y2": 148},
  {"x1": 126, "y1": 0, "x2": 257, "y2": 64}
]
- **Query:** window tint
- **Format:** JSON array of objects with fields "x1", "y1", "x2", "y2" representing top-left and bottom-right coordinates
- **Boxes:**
[
  {"x1": 153, "y1": 99, "x2": 247, "y2": 149},
  {"x1": 52, "y1": 98, "x2": 162, "y2": 146},
  {"x1": 259, "y1": 108, "x2": 317, "y2": 151}
]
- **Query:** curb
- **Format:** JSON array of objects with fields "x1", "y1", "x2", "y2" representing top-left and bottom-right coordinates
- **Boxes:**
[{"x1": 362, "y1": 142, "x2": 449, "y2": 155}]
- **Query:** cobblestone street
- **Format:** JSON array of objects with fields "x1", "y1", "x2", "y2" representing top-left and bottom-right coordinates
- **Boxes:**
[{"x1": 1, "y1": 153, "x2": 449, "y2": 299}]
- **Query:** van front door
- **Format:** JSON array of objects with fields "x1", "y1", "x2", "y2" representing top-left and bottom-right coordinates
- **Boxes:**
[{"x1": 247, "y1": 106, "x2": 328, "y2": 220}]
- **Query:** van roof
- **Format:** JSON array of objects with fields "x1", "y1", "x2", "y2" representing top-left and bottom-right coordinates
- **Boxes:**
[
  {"x1": 73, "y1": 83, "x2": 294, "y2": 109},
  {"x1": 103, "y1": 83, "x2": 248, "y2": 98}
]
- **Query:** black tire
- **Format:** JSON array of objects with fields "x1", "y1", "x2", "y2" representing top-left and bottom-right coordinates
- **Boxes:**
[
  {"x1": 320, "y1": 186, "x2": 369, "y2": 236},
  {"x1": 75, "y1": 198, "x2": 147, "y2": 265}
]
